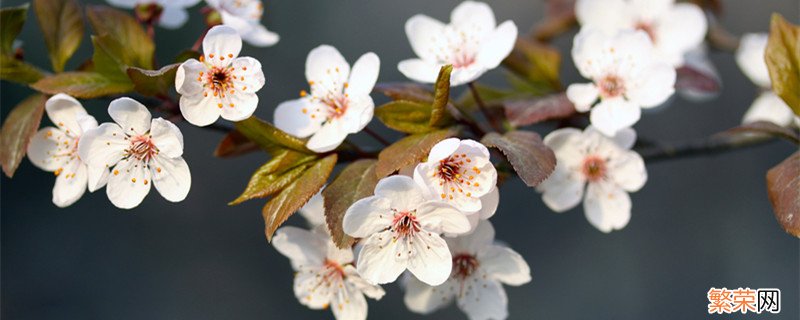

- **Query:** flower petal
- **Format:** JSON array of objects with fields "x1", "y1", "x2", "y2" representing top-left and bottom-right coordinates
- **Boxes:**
[
  {"x1": 27, "y1": 127, "x2": 72, "y2": 171},
  {"x1": 238, "y1": 23, "x2": 280, "y2": 47},
  {"x1": 330, "y1": 280, "x2": 369, "y2": 320},
  {"x1": 45, "y1": 93, "x2": 87, "y2": 137},
  {"x1": 476, "y1": 20, "x2": 518, "y2": 69},
  {"x1": 447, "y1": 219, "x2": 495, "y2": 254},
  {"x1": 108, "y1": 97, "x2": 152, "y2": 135},
  {"x1": 427, "y1": 138, "x2": 460, "y2": 162},
  {"x1": 575, "y1": 0, "x2": 627, "y2": 35},
  {"x1": 626, "y1": 63, "x2": 676, "y2": 108},
  {"x1": 589, "y1": 98, "x2": 641, "y2": 136},
  {"x1": 340, "y1": 95, "x2": 374, "y2": 134},
  {"x1": 299, "y1": 191, "x2": 326, "y2": 227},
  {"x1": 106, "y1": 158, "x2": 152, "y2": 209},
  {"x1": 150, "y1": 155, "x2": 191, "y2": 202},
  {"x1": 306, "y1": 45, "x2": 350, "y2": 95},
  {"x1": 272, "y1": 226, "x2": 327, "y2": 267},
  {"x1": 52, "y1": 159, "x2": 87, "y2": 208},
  {"x1": 403, "y1": 276, "x2": 455, "y2": 314},
  {"x1": 220, "y1": 92, "x2": 259, "y2": 122},
  {"x1": 742, "y1": 92, "x2": 796, "y2": 127},
  {"x1": 584, "y1": 182, "x2": 632, "y2": 232},
  {"x1": 608, "y1": 150, "x2": 647, "y2": 192},
  {"x1": 343, "y1": 265, "x2": 385, "y2": 300},
  {"x1": 416, "y1": 201, "x2": 471, "y2": 236},
  {"x1": 346, "y1": 52, "x2": 380, "y2": 97},
  {"x1": 202, "y1": 25, "x2": 242, "y2": 67},
  {"x1": 566, "y1": 83, "x2": 599, "y2": 112},
  {"x1": 77, "y1": 123, "x2": 127, "y2": 169},
  {"x1": 158, "y1": 5, "x2": 189, "y2": 29},
  {"x1": 456, "y1": 276, "x2": 508, "y2": 320},
  {"x1": 479, "y1": 245, "x2": 531, "y2": 286},
  {"x1": 653, "y1": 3, "x2": 707, "y2": 67},
  {"x1": 407, "y1": 232, "x2": 452, "y2": 286},
  {"x1": 86, "y1": 164, "x2": 109, "y2": 192},
  {"x1": 356, "y1": 231, "x2": 408, "y2": 284},
  {"x1": 478, "y1": 187, "x2": 499, "y2": 220},
  {"x1": 450, "y1": 1, "x2": 496, "y2": 37},
  {"x1": 736, "y1": 33, "x2": 771, "y2": 88},
  {"x1": 343, "y1": 195, "x2": 393, "y2": 238},
  {"x1": 397, "y1": 59, "x2": 440, "y2": 84},
  {"x1": 232, "y1": 56, "x2": 266, "y2": 92},
  {"x1": 306, "y1": 120, "x2": 348, "y2": 153},
  {"x1": 293, "y1": 266, "x2": 334, "y2": 309},
  {"x1": 373, "y1": 175, "x2": 425, "y2": 212},
  {"x1": 149, "y1": 118, "x2": 184, "y2": 158},
  {"x1": 449, "y1": 65, "x2": 486, "y2": 87},
  {"x1": 539, "y1": 167, "x2": 585, "y2": 212},
  {"x1": 179, "y1": 93, "x2": 222, "y2": 127},
  {"x1": 274, "y1": 98, "x2": 323, "y2": 138},
  {"x1": 175, "y1": 59, "x2": 206, "y2": 96},
  {"x1": 405, "y1": 14, "x2": 446, "y2": 62}
]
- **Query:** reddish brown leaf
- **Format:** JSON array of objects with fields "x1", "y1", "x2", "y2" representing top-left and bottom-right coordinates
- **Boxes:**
[
  {"x1": 323, "y1": 159, "x2": 379, "y2": 248},
  {"x1": 374, "y1": 82, "x2": 434, "y2": 103},
  {"x1": 481, "y1": 130, "x2": 556, "y2": 187},
  {"x1": 504, "y1": 93, "x2": 576, "y2": 127},
  {"x1": 214, "y1": 129, "x2": 259, "y2": 158},
  {"x1": 725, "y1": 121, "x2": 800, "y2": 144},
  {"x1": 376, "y1": 128, "x2": 458, "y2": 178},
  {"x1": 0, "y1": 94, "x2": 46, "y2": 177},
  {"x1": 676, "y1": 65, "x2": 721, "y2": 94},
  {"x1": 766, "y1": 151, "x2": 800, "y2": 237}
]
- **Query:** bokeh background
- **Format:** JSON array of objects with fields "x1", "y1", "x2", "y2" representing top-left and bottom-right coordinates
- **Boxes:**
[{"x1": 1, "y1": 0, "x2": 798, "y2": 319}]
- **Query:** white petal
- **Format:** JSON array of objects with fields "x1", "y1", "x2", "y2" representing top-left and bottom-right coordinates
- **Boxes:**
[
  {"x1": 356, "y1": 231, "x2": 408, "y2": 284},
  {"x1": 476, "y1": 20, "x2": 518, "y2": 70},
  {"x1": 330, "y1": 280, "x2": 368, "y2": 320},
  {"x1": 105, "y1": 0, "x2": 137, "y2": 9},
  {"x1": 478, "y1": 245, "x2": 531, "y2": 286},
  {"x1": 608, "y1": 150, "x2": 647, "y2": 192},
  {"x1": 239, "y1": 23, "x2": 280, "y2": 47},
  {"x1": 272, "y1": 226, "x2": 327, "y2": 267},
  {"x1": 343, "y1": 195, "x2": 392, "y2": 238},
  {"x1": 539, "y1": 168, "x2": 585, "y2": 212},
  {"x1": 405, "y1": 14, "x2": 446, "y2": 62},
  {"x1": 87, "y1": 165, "x2": 109, "y2": 192},
  {"x1": 175, "y1": 59, "x2": 206, "y2": 96},
  {"x1": 416, "y1": 201, "x2": 471, "y2": 236},
  {"x1": 45, "y1": 93, "x2": 87, "y2": 137},
  {"x1": 326, "y1": 239, "x2": 355, "y2": 266},
  {"x1": 584, "y1": 182, "x2": 632, "y2": 233},
  {"x1": 543, "y1": 127, "x2": 585, "y2": 168},
  {"x1": 232, "y1": 56, "x2": 266, "y2": 92},
  {"x1": 736, "y1": 33, "x2": 771, "y2": 88},
  {"x1": 427, "y1": 138, "x2": 460, "y2": 162},
  {"x1": 52, "y1": 159, "x2": 88, "y2": 208},
  {"x1": 742, "y1": 92, "x2": 796, "y2": 127},
  {"x1": 403, "y1": 276, "x2": 455, "y2": 314},
  {"x1": 566, "y1": 83, "x2": 599, "y2": 112},
  {"x1": 611, "y1": 127, "x2": 637, "y2": 150},
  {"x1": 456, "y1": 276, "x2": 508, "y2": 320},
  {"x1": 589, "y1": 98, "x2": 641, "y2": 136},
  {"x1": 449, "y1": 65, "x2": 486, "y2": 87},
  {"x1": 450, "y1": 1, "x2": 496, "y2": 36},
  {"x1": 626, "y1": 63, "x2": 676, "y2": 108},
  {"x1": 293, "y1": 266, "x2": 334, "y2": 309},
  {"x1": 150, "y1": 155, "x2": 191, "y2": 202},
  {"x1": 76, "y1": 114, "x2": 98, "y2": 133},
  {"x1": 398, "y1": 59, "x2": 440, "y2": 84},
  {"x1": 108, "y1": 97, "x2": 152, "y2": 135},
  {"x1": 159, "y1": 0, "x2": 201, "y2": 7},
  {"x1": 202, "y1": 25, "x2": 242, "y2": 67},
  {"x1": 447, "y1": 219, "x2": 495, "y2": 254},
  {"x1": 571, "y1": 29, "x2": 612, "y2": 79},
  {"x1": 149, "y1": 118, "x2": 184, "y2": 158},
  {"x1": 339, "y1": 95, "x2": 374, "y2": 134},
  {"x1": 575, "y1": 0, "x2": 627, "y2": 35},
  {"x1": 179, "y1": 93, "x2": 222, "y2": 127},
  {"x1": 406, "y1": 232, "x2": 453, "y2": 286},
  {"x1": 346, "y1": 52, "x2": 380, "y2": 97},
  {"x1": 220, "y1": 92, "x2": 259, "y2": 122},
  {"x1": 299, "y1": 191, "x2": 326, "y2": 227},
  {"x1": 106, "y1": 158, "x2": 152, "y2": 209},
  {"x1": 652, "y1": 3, "x2": 707, "y2": 67},
  {"x1": 27, "y1": 127, "x2": 72, "y2": 171},
  {"x1": 306, "y1": 45, "x2": 350, "y2": 95},
  {"x1": 374, "y1": 175, "x2": 425, "y2": 212},
  {"x1": 306, "y1": 120, "x2": 348, "y2": 153},
  {"x1": 158, "y1": 6, "x2": 189, "y2": 29},
  {"x1": 478, "y1": 187, "x2": 499, "y2": 220},
  {"x1": 343, "y1": 265, "x2": 385, "y2": 300},
  {"x1": 77, "y1": 123, "x2": 127, "y2": 168},
  {"x1": 274, "y1": 98, "x2": 323, "y2": 138}
]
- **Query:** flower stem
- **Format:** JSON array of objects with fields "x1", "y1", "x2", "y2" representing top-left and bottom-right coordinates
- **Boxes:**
[
  {"x1": 191, "y1": 27, "x2": 211, "y2": 52},
  {"x1": 363, "y1": 127, "x2": 390, "y2": 146},
  {"x1": 468, "y1": 82, "x2": 502, "y2": 133}
]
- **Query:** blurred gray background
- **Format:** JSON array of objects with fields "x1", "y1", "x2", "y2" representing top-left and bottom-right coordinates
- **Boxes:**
[{"x1": 1, "y1": 0, "x2": 798, "y2": 319}]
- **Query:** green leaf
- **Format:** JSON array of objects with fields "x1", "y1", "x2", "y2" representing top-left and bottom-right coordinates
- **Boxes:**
[
  {"x1": 33, "y1": 0, "x2": 83, "y2": 72},
  {"x1": 376, "y1": 127, "x2": 459, "y2": 178},
  {"x1": 0, "y1": 55, "x2": 45, "y2": 84},
  {"x1": 230, "y1": 149, "x2": 318, "y2": 205},
  {"x1": 31, "y1": 71, "x2": 133, "y2": 98},
  {"x1": 457, "y1": 83, "x2": 521, "y2": 111},
  {"x1": 91, "y1": 35, "x2": 137, "y2": 80},
  {"x1": 86, "y1": 5, "x2": 154, "y2": 70},
  {"x1": 481, "y1": 130, "x2": 556, "y2": 187},
  {"x1": 263, "y1": 154, "x2": 337, "y2": 241},
  {"x1": 430, "y1": 65, "x2": 455, "y2": 127},
  {"x1": 375, "y1": 100, "x2": 433, "y2": 134},
  {"x1": 235, "y1": 116, "x2": 312, "y2": 154},
  {"x1": 765, "y1": 13, "x2": 800, "y2": 115},
  {"x1": 126, "y1": 64, "x2": 179, "y2": 97},
  {"x1": 0, "y1": 94, "x2": 46, "y2": 177},
  {"x1": 374, "y1": 82, "x2": 434, "y2": 103},
  {"x1": 503, "y1": 37, "x2": 562, "y2": 94},
  {"x1": 766, "y1": 151, "x2": 800, "y2": 237},
  {"x1": 0, "y1": 4, "x2": 28, "y2": 56},
  {"x1": 323, "y1": 159, "x2": 379, "y2": 248}
]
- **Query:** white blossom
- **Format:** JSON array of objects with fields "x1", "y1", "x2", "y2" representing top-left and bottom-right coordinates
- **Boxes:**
[
  {"x1": 176, "y1": 25, "x2": 265, "y2": 127},
  {"x1": 343, "y1": 176, "x2": 471, "y2": 286},
  {"x1": 736, "y1": 33, "x2": 800, "y2": 127},
  {"x1": 575, "y1": 0, "x2": 707, "y2": 67},
  {"x1": 299, "y1": 190, "x2": 326, "y2": 227},
  {"x1": 27, "y1": 94, "x2": 109, "y2": 207},
  {"x1": 404, "y1": 221, "x2": 530, "y2": 320},
  {"x1": 537, "y1": 127, "x2": 647, "y2": 233},
  {"x1": 273, "y1": 226, "x2": 384, "y2": 320},
  {"x1": 398, "y1": 1, "x2": 518, "y2": 86},
  {"x1": 274, "y1": 45, "x2": 380, "y2": 153},
  {"x1": 78, "y1": 98, "x2": 191, "y2": 209},
  {"x1": 204, "y1": 0, "x2": 279, "y2": 47},
  {"x1": 106, "y1": 0, "x2": 201, "y2": 29},
  {"x1": 567, "y1": 29, "x2": 676, "y2": 136}
]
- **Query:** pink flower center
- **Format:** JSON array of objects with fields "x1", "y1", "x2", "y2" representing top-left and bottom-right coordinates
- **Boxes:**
[
  {"x1": 598, "y1": 75, "x2": 625, "y2": 98},
  {"x1": 582, "y1": 155, "x2": 607, "y2": 182},
  {"x1": 452, "y1": 254, "x2": 479, "y2": 280},
  {"x1": 321, "y1": 95, "x2": 349, "y2": 119},
  {"x1": 634, "y1": 21, "x2": 657, "y2": 43},
  {"x1": 127, "y1": 135, "x2": 159, "y2": 163},
  {"x1": 451, "y1": 52, "x2": 476, "y2": 69},
  {"x1": 390, "y1": 209, "x2": 420, "y2": 238},
  {"x1": 322, "y1": 259, "x2": 345, "y2": 280}
]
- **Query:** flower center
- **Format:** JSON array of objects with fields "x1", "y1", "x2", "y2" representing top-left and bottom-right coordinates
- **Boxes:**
[
  {"x1": 322, "y1": 259, "x2": 346, "y2": 280},
  {"x1": 127, "y1": 135, "x2": 159, "y2": 163},
  {"x1": 434, "y1": 154, "x2": 482, "y2": 200},
  {"x1": 321, "y1": 95, "x2": 349, "y2": 119},
  {"x1": 452, "y1": 254, "x2": 479, "y2": 280},
  {"x1": 598, "y1": 75, "x2": 625, "y2": 98},
  {"x1": 390, "y1": 209, "x2": 420, "y2": 239},
  {"x1": 582, "y1": 155, "x2": 607, "y2": 182},
  {"x1": 634, "y1": 21, "x2": 657, "y2": 43},
  {"x1": 203, "y1": 66, "x2": 235, "y2": 102},
  {"x1": 451, "y1": 51, "x2": 476, "y2": 69}
]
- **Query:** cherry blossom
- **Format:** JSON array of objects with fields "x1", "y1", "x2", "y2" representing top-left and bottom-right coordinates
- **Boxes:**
[
  {"x1": 176, "y1": 25, "x2": 266, "y2": 127},
  {"x1": 27, "y1": 94, "x2": 109, "y2": 207},
  {"x1": 404, "y1": 221, "x2": 530, "y2": 320},
  {"x1": 106, "y1": 0, "x2": 201, "y2": 29},
  {"x1": 78, "y1": 98, "x2": 191, "y2": 209},
  {"x1": 204, "y1": 0, "x2": 279, "y2": 47},
  {"x1": 568, "y1": 29, "x2": 676, "y2": 136},
  {"x1": 575, "y1": 0, "x2": 707, "y2": 67},
  {"x1": 273, "y1": 226, "x2": 384, "y2": 320},
  {"x1": 736, "y1": 33, "x2": 800, "y2": 127},
  {"x1": 537, "y1": 127, "x2": 647, "y2": 233},
  {"x1": 299, "y1": 190, "x2": 326, "y2": 227},
  {"x1": 274, "y1": 45, "x2": 380, "y2": 153},
  {"x1": 398, "y1": 1, "x2": 518, "y2": 86},
  {"x1": 413, "y1": 138, "x2": 498, "y2": 213},
  {"x1": 342, "y1": 175, "x2": 471, "y2": 286}
]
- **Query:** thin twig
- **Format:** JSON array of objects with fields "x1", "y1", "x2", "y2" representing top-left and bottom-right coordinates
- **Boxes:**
[
  {"x1": 637, "y1": 134, "x2": 776, "y2": 163},
  {"x1": 191, "y1": 26, "x2": 211, "y2": 52},
  {"x1": 363, "y1": 127, "x2": 390, "y2": 146},
  {"x1": 468, "y1": 82, "x2": 502, "y2": 133}
]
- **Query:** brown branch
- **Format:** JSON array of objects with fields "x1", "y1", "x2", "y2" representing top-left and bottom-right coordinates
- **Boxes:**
[{"x1": 637, "y1": 134, "x2": 777, "y2": 163}]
